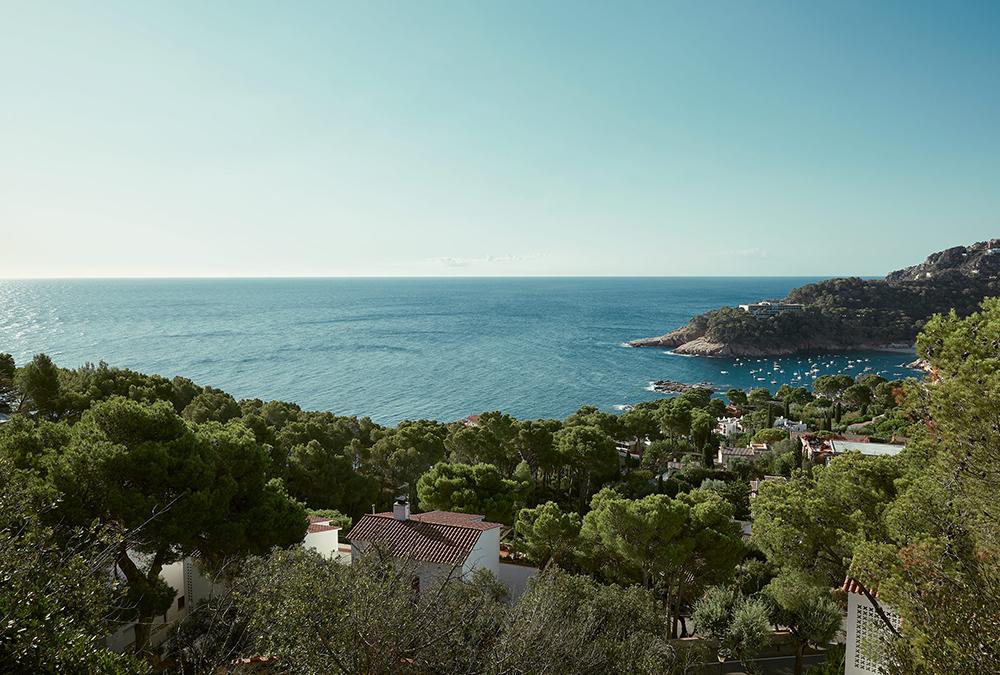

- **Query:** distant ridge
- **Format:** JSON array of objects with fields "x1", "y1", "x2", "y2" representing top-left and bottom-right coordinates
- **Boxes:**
[{"x1": 629, "y1": 239, "x2": 1000, "y2": 357}]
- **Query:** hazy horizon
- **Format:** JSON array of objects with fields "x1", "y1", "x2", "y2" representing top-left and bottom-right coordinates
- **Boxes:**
[{"x1": 3, "y1": 273, "x2": 879, "y2": 281}]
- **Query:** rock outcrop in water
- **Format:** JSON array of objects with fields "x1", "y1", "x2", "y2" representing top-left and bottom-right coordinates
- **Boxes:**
[
  {"x1": 649, "y1": 380, "x2": 715, "y2": 394},
  {"x1": 630, "y1": 240, "x2": 1000, "y2": 357}
]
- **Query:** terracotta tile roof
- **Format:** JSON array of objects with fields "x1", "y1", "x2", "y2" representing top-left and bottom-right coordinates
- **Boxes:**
[
  {"x1": 306, "y1": 515, "x2": 342, "y2": 534},
  {"x1": 841, "y1": 576, "x2": 880, "y2": 597},
  {"x1": 346, "y1": 511, "x2": 500, "y2": 566},
  {"x1": 721, "y1": 446, "x2": 768, "y2": 457},
  {"x1": 407, "y1": 511, "x2": 502, "y2": 530}
]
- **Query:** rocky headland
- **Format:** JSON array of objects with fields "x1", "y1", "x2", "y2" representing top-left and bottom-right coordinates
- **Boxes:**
[{"x1": 630, "y1": 240, "x2": 1000, "y2": 357}]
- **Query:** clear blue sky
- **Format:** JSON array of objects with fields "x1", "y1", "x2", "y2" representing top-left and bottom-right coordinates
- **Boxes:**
[{"x1": 2, "y1": 1, "x2": 998, "y2": 278}]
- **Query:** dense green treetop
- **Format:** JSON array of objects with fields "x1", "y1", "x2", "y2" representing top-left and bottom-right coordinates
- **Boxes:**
[
  {"x1": 417, "y1": 461, "x2": 524, "y2": 524},
  {"x1": 0, "y1": 456, "x2": 149, "y2": 674}
]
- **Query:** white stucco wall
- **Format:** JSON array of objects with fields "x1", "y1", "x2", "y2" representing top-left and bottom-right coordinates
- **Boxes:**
[
  {"x1": 105, "y1": 554, "x2": 224, "y2": 653},
  {"x1": 462, "y1": 527, "x2": 501, "y2": 578},
  {"x1": 107, "y1": 558, "x2": 191, "y2": 652},
  {"x1": 304, "y1": 528, "x2": 341, "y2": 559}
]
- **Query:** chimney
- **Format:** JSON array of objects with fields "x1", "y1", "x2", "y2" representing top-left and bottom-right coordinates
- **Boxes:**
[{"x1": 392, "y1": 498, "x2": 410, "y2": 521}]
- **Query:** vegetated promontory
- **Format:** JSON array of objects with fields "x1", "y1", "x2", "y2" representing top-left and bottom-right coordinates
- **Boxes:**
[{"x1": 629, "y1": 239, "x2": 1000, "y2": 356}]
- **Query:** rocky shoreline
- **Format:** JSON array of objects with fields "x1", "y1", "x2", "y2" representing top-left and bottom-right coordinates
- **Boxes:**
[{"x1": 629, "y1": 334, "x2": 917, "y2": 358}]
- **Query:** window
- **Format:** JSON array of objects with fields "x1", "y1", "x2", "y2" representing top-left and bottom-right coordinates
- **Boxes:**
[{"x1": 177, "y1": 595, "x2": 186, "y2": 610}]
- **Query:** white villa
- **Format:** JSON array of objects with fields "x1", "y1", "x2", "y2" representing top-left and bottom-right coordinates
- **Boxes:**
[
  {"x1": 347, "y1": 500, "x2": 536, "y2": 599},
  {"x1": 107, "y1": 556, "x2": 219, "y2": 652},
  {"x1": 773, "y1": 416, "x2": 807, "y2": 433},
  {"x1": 717, "y1": 445, "x2": 769, "y2": 468},
  {"x1": 801, "y1": 436, "x2": 905, "y2": 464},
  {"x1": 303, "y1": 515, "x2": 351, "y2": 562},
  {"x1": 715, "y1": 416, "x2": 744, "y2": 437}
]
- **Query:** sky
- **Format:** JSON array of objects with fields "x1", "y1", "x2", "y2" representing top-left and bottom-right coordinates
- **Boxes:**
[{"x1": 1, "y1": 1, "x2": 998, "y2": 278}]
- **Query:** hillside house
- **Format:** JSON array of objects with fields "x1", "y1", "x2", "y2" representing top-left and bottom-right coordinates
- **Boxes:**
[
  {"x1": 107, "y1": 514, "x2": 342, "y2": 653},
  {"x1": 347, "y1": 501, "x2": 536, "y2": 599},
  {"x1": 828, "y1": 440, "x2": 905, "y2": 460},
  {"x1": 717, "y1": 445, "x2": 769, "y2": 468},
  {"x1": 773, "y1": 416, "x2": 807, "y2": 433},
  {"x1": 715, "y1": 416, "x2": 744, "y2": 437},
  {"x1": 304, "y1": 515, "x2": 351, "y2": 562}
]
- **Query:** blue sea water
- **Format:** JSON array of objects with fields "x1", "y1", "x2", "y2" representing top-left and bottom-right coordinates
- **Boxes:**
[{"x1": 0, "y1": 278, "x2": 917, "y2": 424}]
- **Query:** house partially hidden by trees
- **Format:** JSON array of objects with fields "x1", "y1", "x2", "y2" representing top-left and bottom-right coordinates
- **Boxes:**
[
  {"x1": 304, "y1": 515, "x2": 350, "y2": 562},
  {"x1": 842, "y1": 578, "x2": 901, "y2": 675},
  {"x1": 347, "y1": 500, "x2": 537, "y2": 599},
  {"x1": 800, "y1": 434, "x2": 905, "y2": 464}
]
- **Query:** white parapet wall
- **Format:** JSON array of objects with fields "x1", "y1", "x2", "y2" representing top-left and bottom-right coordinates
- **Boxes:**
[{"x1": 498, "y1": 561, "x2": 539, "y2": 601}]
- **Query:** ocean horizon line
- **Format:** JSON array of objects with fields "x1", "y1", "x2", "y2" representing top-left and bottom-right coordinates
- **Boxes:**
[{"x1": 1, "y1": 274, "x2": 880, "y2": 281}]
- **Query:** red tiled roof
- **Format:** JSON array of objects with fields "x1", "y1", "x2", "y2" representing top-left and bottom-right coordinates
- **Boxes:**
[
  {"x1": 346, "y1": 511, "x2": 500, "y2": 566},
  {"x1": 721, "y1": 446, "x2": 768, "y2": 457},
  {"x1": 841, "y1": 576, "x2": 880, "y2": 597},
  {"x1": 406, "y1": 511, "x2": 501, "y2": 530},
  {"x1": 306, "y1": 515, "x2": 342, "y2": 534}
]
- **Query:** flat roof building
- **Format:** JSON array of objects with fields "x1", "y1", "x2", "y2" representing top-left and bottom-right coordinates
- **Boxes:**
[
  {"x1": 738, "y1": 301, "x2": 806, "y2": 318},
  {"x1": 829, "y1": 440, "x2": 905, "y2": 458}
]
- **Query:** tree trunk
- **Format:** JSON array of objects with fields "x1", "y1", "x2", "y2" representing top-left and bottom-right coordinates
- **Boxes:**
[
  {"x1": 116, "y1": 545, "x2": 166, "y2": 655},
  {"x1": 673, "y1": 578, "x2": 685, "y2": 639},
  {"x1": 794, "y1": 641, "x2": 804, "y2": 675}
]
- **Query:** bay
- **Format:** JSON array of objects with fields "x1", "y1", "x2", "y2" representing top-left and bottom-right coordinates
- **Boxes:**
[{"x1": 0, "y1": 278, "x2": 917, "y2": 424}]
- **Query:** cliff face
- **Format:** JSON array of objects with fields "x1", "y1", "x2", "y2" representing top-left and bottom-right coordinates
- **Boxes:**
[{"x1": 629, "y1": 240, "x2": 1000, "y2": 357}]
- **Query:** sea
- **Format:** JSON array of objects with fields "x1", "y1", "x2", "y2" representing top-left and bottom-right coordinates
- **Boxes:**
[{"x1": 0, "y1": 278, "x2": 918, "y2": 425}]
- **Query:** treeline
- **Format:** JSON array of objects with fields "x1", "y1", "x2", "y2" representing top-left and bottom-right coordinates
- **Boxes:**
[{"x1": 0, "y1": 355, "x2": 751, "y2": 524}]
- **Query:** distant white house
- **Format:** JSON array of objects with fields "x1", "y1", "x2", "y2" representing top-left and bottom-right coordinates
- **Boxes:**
[
  {"x1": 304, "y1": 515, "x2": 351, "y2": 563},
  {"x1": 773, "y1": 416, "x2": 807, "y2": 433},
  {"x1": 801, "y1": 435, "x2": 905, "y2": 464},
  {"x1": 843, "y1": 578, "x2": 901, "y2": 675},
  {"x1": 107, "y1": 556, "x2": 218, "y2": 652},
  {"x1": 717, "y1": 445, "x2": 769, "y2": 468},
  {"x1": 108, "y1": 514, "x2": 341, "y2": 653},
  {"x1": 347, "y1": 501, "x2": 536, "y2": 599},
  {"x1": 715, "y1": 416, "x2": 744, "y2": 437},
  {"x1": 616, "y1": 437, "x2": 649, "y2": 462}
]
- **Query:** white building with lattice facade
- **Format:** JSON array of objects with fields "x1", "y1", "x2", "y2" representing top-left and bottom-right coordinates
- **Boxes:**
[{"x1": 843, "y1": 578, "x2": 901, "y2": 675}]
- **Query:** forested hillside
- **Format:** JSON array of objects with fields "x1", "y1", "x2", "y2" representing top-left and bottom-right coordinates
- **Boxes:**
[{"x1": 630, "y1": 239, "x2": 1000, "y2": 356}]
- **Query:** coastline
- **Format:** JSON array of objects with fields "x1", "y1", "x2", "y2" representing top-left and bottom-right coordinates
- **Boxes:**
[{"x1": 630, "y1": 337, "x2": 918, "y2": 358}]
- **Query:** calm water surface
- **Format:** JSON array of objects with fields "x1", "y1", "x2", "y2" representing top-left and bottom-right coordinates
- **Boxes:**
[{"x1": 0, "y1": 278, "x2": 917, "y2": 424}]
